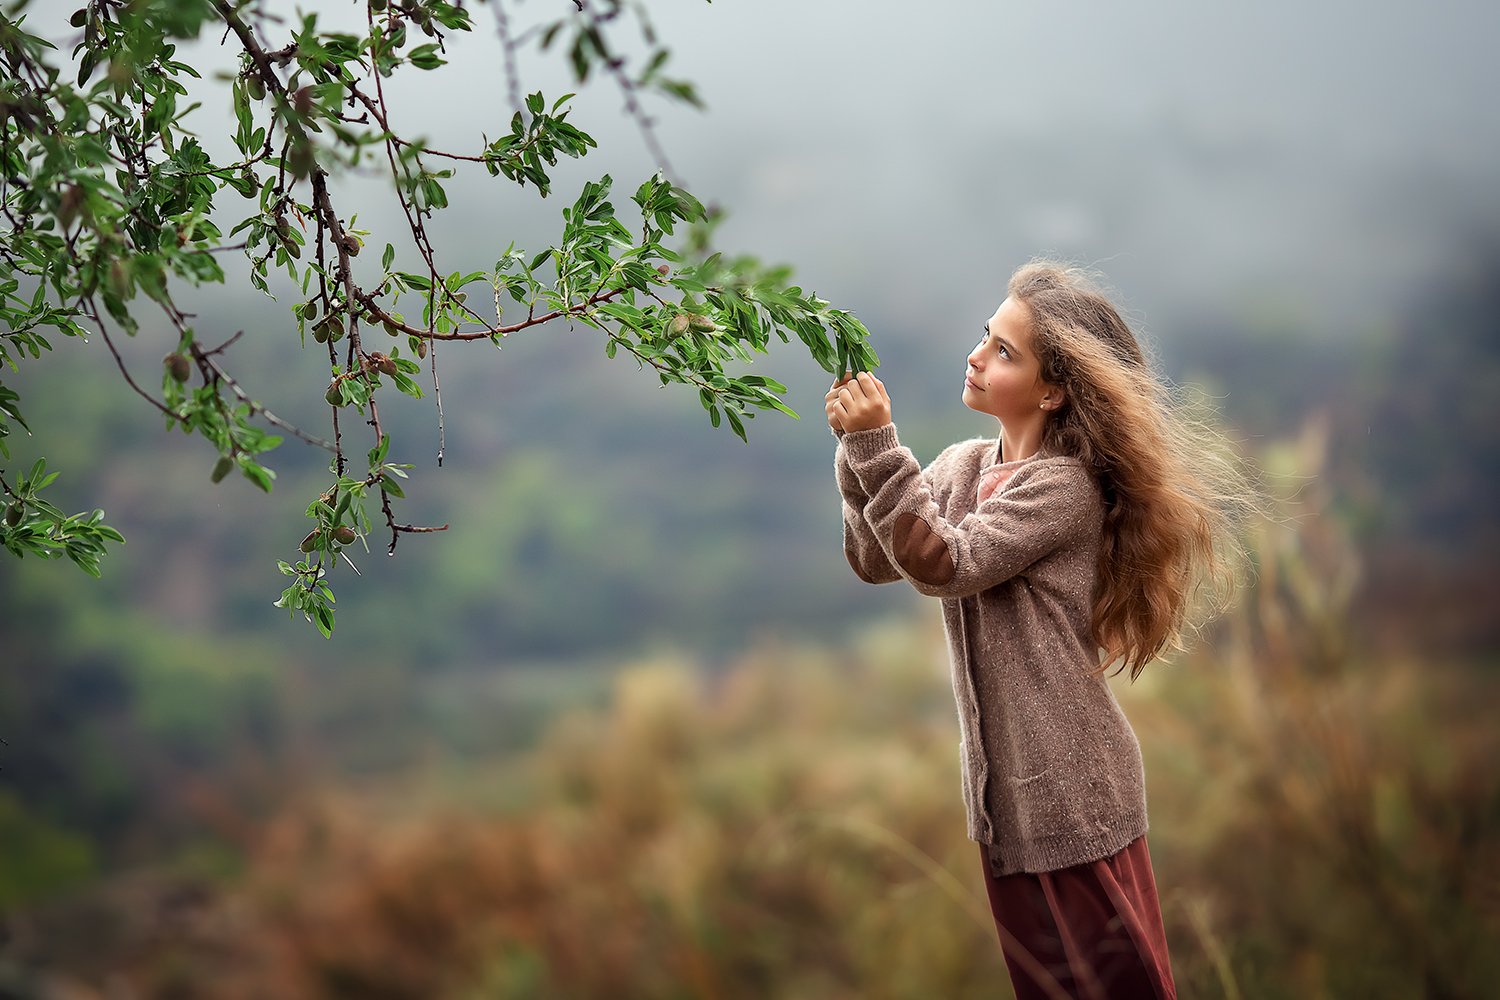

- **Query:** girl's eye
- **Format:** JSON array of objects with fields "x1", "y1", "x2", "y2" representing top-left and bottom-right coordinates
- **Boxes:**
[{"x1": 998, "y1": 344, "x2": 1011, "y2": 360}]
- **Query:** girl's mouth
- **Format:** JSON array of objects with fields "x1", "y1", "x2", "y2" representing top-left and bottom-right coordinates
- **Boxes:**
[{"x1": 965, "y1": 375, "x2": 983, "y2": 392}]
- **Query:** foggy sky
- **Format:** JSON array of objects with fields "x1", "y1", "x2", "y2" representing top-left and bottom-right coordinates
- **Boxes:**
[{"x1": 21, "y1": 0, "x2": 1500, "y2": 377}]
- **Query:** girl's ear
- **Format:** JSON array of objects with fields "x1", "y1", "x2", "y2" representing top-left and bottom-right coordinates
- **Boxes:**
[{"x1": 1040, "y1": 385, "x2": 1066, "y2": 411}]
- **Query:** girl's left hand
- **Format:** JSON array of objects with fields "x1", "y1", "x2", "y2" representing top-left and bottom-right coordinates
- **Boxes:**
[{"x1": 830, "y1": 371, "x2": 892, "y2": 433}]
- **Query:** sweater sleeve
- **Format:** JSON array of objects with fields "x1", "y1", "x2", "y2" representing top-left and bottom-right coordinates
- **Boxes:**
[
  {"x1": 840, "y1": 423, "x2": 1092, "y2": 599},
  {"x1": 834, "y1": 436, "x2": 902, "y2": 584}
]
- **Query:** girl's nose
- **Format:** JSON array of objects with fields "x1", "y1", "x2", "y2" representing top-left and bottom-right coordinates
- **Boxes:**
[{"x1": 967, "y1": 347, "x2": 983, "y2": 369}]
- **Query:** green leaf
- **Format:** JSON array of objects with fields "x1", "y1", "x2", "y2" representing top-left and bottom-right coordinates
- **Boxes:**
[
  {"x1": 241, "y1": 462, "x2": 275, "y2": 494},
  {"x1": 390, "y1": 372, "x2": 423, "y2": 398},
  {"x1": 314, "y1": 602, "x2": 335, "y2": 638},
  {"x1": 408, "y1": 44, "x2": 446, "y2": 70}
]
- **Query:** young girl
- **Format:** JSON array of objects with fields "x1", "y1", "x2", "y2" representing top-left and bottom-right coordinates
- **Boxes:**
[{"x1": 827, "y1": 260, "x2": 1255, "y2": 1000}]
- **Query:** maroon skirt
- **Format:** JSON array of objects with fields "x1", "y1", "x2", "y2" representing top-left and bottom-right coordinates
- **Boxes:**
[{"x1": 978, "y1": 835, "x2": 1176, "y2": 1000}]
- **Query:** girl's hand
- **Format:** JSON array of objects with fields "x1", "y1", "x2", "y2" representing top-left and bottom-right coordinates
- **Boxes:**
[
  {"x1": 825, "y1": 373, "x2": 856, "y2": 433},
  {"x1": 829, "y1": 371, "x2": 892, "y2": 433}
]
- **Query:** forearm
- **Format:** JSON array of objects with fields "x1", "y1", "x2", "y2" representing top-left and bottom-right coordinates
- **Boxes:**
[
  {"x1": 835, "y1": 438, "x2": 900, "y2": 584},
  {"x1": 844, "y1": 425, "x2": 1089, "y2": 600}
]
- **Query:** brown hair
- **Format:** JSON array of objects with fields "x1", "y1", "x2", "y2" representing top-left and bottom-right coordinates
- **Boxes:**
[{"x1": 1009, "y1": 259, "x2": 1261, "y2": 678}]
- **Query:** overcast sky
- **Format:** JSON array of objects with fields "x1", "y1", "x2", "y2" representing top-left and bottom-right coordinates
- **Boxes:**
[
  {"x1": 436, "y1": 0, "x2": 1500, "y2": 335},
  {"x1": 26, "y1": 0, "x2": 1500, "y2": 366}
]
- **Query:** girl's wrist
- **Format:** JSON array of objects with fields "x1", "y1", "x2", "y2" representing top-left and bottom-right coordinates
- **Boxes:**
[{"x1": 839, "y1": 423, "x2": 900, "y2": 461}]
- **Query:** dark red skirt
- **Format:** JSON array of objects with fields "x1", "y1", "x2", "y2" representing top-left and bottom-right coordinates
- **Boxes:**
[{"x1": 978, "y1": 835, "x2": 1176, "y2": 1000}]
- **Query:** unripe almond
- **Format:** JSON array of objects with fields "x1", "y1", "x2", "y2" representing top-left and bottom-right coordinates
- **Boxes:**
[
  {"x1": 288, "y1": 138, "x2": 315, "y2": 179},
  {"x1": 5, "y1": 503, "x2": 22, "y2": 527},
  {"x1": 164, "y1": 353, "x2": 191, "y2": 383},
  {"x1": 58, "y1": 184, "x2": 84, "y2": 228},
  {"x1": 325, "y1": 379, "x2": 343, "y2": 405},
  {"x1": 304, "y1": 300, "x2": 318, "y2": 322},
  {"x1": 211, "y1": 455, "x2": 234, "y2": 483},
  {"x1": 292, "y1": 86, "x2": 314, "y2": 117},
  {"x1": 667, "y1": 314, "x2": 690, "y2": 338},
  {"x1": 315, "y1": 317, "x2": 344, "y2": 344},
  {"x1": 245, "y1": 74, "x2": 266, "y2": 102},
  {"x1": 333, "y1": 525, "x2": 357, "y2": 545},
  {"x1": 299, "y1": 530, "x2": 319, "y2": 552},
  {"x1": 107, "y1": 258, "x2": 130, "y2": 300},
  {"x1": 689, "y1": 313, "x2": 716, "y2": 333}
]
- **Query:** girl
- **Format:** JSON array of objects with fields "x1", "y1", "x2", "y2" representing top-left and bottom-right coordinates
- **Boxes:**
[{"x1": 827, "y1": 260, "x2": 1256, "y2": 1000}]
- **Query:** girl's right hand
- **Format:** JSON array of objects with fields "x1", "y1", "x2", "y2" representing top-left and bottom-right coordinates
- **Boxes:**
[
  {"x1": 829, "y1": 371, "x2": 892, "y2": 433},
  {"x1": 825, "y1": 373, "x2": 856, "y2": 433}
]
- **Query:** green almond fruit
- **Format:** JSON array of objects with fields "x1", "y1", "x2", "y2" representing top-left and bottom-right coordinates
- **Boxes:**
[
  {"x1": 333, "y1": 525, "x2": 357, "y2": 545},
  {"x1": 288, "y1": 139, "x2": 316, "y2": 180},
  {"x1": 106, "y1": 258, "x2": 130, "y2": 300},
  {"x1": 325, "y1": 380, "x2": 343, "y2": 406},
  {"x1": 299, "y1": 530, "x2": 319, "y2": 553},
  {"x1": 245, "y1": 75, "x2": 266, "y2": 102},
  {"x1": 164, "y1": 353, "x2": 191, "y2": 383},
  {"x1": 668, "y1": 314, "x2": 690, "y2": 338},
  {"x1": 211, "y1": 456, "x2": 234, "y2": 483},
  {"x1": 689, "y1": 313, "x2": 716, "y2": 333},
  {"x1": 5, "y1": 503, "x2": 22, "y2": 527}
]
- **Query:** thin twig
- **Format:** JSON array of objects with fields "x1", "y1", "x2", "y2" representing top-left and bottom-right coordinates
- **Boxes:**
[
  {"x1": 577, "y1": 0, "x2": 678, "y2": 183},
  {"x1": 87, "y1": 301, "x2": 182, "y2": 423},
  {"x1": 429, "y1": 334, "x2": 446, "y2": 466},
  {"x1": 356, "y1": 284, "x2": 629, "y2": 340},
  {"x1": 193, "y1": 343, "x2": 335, "y2": 452},
  {"x1": 490, "y1": 0, "x2": 525, "y2": 117}
]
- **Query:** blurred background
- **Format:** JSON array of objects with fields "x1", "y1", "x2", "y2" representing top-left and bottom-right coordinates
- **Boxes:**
[{"x1": 2, "y1": 0, "x2": 1498, "y2": 996}]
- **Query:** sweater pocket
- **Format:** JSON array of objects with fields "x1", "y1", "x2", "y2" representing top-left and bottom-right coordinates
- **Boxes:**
[{"x1": 1003, "y1": 767, "x2": 1072, "y2": 839}]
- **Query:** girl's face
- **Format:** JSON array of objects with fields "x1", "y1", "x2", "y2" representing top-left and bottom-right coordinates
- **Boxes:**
[{"x1": 962, "y1": 296, "x2": 1062, "y2": 423}]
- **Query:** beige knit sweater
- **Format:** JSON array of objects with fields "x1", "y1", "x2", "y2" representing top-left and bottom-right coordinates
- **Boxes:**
[{"x1": 835, "y1": 423, "x2": 1148, "y2": 876}]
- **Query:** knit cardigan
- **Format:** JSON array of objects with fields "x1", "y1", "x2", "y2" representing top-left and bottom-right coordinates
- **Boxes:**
[{"x1": 835, "y1": 423, "x2": 1149, "y2": 876}]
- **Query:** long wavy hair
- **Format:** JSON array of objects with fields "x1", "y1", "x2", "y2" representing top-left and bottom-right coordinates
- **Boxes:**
[{"x1": 1009, "y1": 260, "x2": 1261, "y2": 678}]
